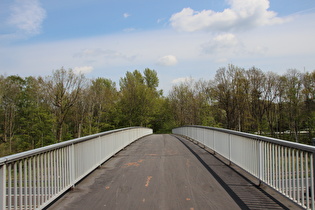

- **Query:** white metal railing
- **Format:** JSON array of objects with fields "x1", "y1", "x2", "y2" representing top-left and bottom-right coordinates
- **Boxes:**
[
  {"x1": 173, "y1": 125, "x2": 315, "y2": 210},
  {"x1": 0, "y1": 127, "x2": 152, "y2": 210}
]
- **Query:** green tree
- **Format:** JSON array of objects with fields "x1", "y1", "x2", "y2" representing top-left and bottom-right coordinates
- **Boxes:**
[
  {"x1": 42, "y1": 68, "x2": 86, "y2": 142},
  {"x1": 17, "y1": 76, "x2": 55, "y2": 150},
  {"x1": 119, "y1": 69, "x2": 161, "y2": 127},
  {"x1": 84, "y1": 78, "x2": 118, "y2": 134},
  {"x1": 168, "y1": 78, "x2": 214, "y2": 127},
  {"x1": 302, "y1": 71, "x2": 315, "y2": 140},
  {"x1": 284, "y1": 69, "x2": 303, "y2": 142},
  {"x1": 0, "y1": 75, "x2": 25, "y2": 153},
  {"x1": 210, "y1": 65, "x2": 249, "y2": 130}
]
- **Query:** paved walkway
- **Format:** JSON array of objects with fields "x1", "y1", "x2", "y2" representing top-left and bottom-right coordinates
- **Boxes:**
[{"x1": 48, "y1": 134, "x2": 296, "y2": 210}]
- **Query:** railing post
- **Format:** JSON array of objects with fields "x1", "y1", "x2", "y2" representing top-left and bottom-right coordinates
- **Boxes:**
[
  {"x1": 312, "y1": 152, "x2": 315, "y2": 210},
  {"x1": 258, "y1": 140, "x2": 263, "y2": 185},
  {"x1": 228, "y1": 134, "x2": 231, "y2": 165},
  {"x1": 213, "y1": 130, "x2": 216, "y2": 153},
  {"x1": 70, "y1": 144, "x2": 75, "y2": 187},
  {"x1": 0, "y1": 165, "x2": 6, "y2": 210}
]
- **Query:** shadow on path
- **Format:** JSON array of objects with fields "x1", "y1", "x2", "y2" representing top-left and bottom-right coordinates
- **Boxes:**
[{"x1": 175, "y1": 135, "x2": 292, "y2": 210}]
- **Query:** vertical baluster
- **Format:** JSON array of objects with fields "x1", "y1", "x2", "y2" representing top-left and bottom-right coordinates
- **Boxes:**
[
  {"x1": 60, "y1": 148, "x2": 64, "y2": 190},
  {"x1": 297, "y1": 150, "x2": 300, "y2": 204},
  {"x1": 44, "y1": 152, "x2": 48, "y2": 202},
  {"x1": 40, "y1": 154, "x2": 44, "y2": 204},
  {"x1": 259, "y1": 141, "x2": 262, "y2": 181},
  {"x1": 52, "y1": 151, "x2": 55, "y2": 196},
  {"x1": 293, "y1": 149, "x2": 296, "y2": 202},
  {"x1": 65, "y1": 147, "x2": 68, "y2": 188},
  {"x1": 14, "y1": 162, "x2": 17, "y2": 210},
  {"x1": 8, "y1": 164, "x2": 12, "y2": 210},
  {"x1": 71, "y1": 144, "x2": 75, "y2": 187},
  {"x1": 311, "y1": 153, "x2": 314, "y2": 210},
  {"x1": 0, "y1": 165, "x2": 6, "y2": 210},
  {"x1": 28, "y1": 158, "x2": 32, "y2": 209},
  {"x1": 24, "y1": 159, "x2": 28, "y2": 209},
  {"x1": 275, "y1": 145, "x2": 279, "y2": 189},
  {"x1": 46, "y1": 152, "x2": 51, "y2": 200},
  {"x1": 266, "y1": 143, "x2": 272, "y2": 185},
  {"x1": 53, "y1": 150, "x2": 58, "y2": 196},
  {"x1": 279, "y1": 146, "x2": 285, "y2": 193},
  {"x1": 306, "y1": 153, "x2": 309, "y2": 209},
  {"x1": 33, "y1": 157, "x2": 36, "y2": 208},
  {"x1": 63, "y1": 148, "x2": 66, "y2": 189},
  {"x1": 19, "y1": 161, "x2": 22, "y2": 210},
  {"x1": 289, "y1": 148, "x2": 292, "y2": 199},
  {"x1": 301, "y1": 151, "x2": 305, "y2": 207},
  {"x1": 285, "y1": 147, "x2": 288, "y2": 196},
  {"x1": 278, "y1": 146, "x2": 281, "y2": 191},
  {"x1": 36, "y1": 155, "x2": 40, "y2": 208},
  {"x1": 57, "y1": 149, "x2": 60, "y2": 193},
  {"x1": 272, "y1": 144, "x2": 275, "y2": 187}
]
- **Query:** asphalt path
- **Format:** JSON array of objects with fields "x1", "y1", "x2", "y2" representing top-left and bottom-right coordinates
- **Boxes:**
[{"x1": 48, "y1": 134, "x2": 294, "y2": 210}]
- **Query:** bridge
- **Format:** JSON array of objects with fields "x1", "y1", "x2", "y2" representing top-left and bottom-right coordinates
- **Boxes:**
[{"x1": 0, "y1": 126, "x2": 314, "y2": 209}]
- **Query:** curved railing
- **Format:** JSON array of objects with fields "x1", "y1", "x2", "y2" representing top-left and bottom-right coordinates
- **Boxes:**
[
  {"x1": 173, "y1": 125, "x2": 315, "y2": 210},
  {"x1": 0, "y1": 127, "x2": 152, "y2": 210}
]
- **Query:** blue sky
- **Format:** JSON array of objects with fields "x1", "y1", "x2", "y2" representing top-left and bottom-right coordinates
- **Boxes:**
[{"x1": 1, "y1": 0, "x2": 315, "y2": 93}]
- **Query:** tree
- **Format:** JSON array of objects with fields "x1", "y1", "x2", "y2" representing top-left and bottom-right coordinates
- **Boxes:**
[
  {"x1": 168, "y1": 78, "x2": 214, "y2": 127},
  {"x1": 0, "y1": 75, "x2": 25, "y2": 152},
  {"x1": 17, "y1": 76, "x2": 55, "y2": 150},
  {"x1": 283, "y1": 69, "x2": 303, "y2": 142},
  {"x1": 247, "y1": 68, "x2": 278, "y2": 134},
  {"x1": 42, "y1": 68, "x2": 86, "y2": 142},
  {"x1": 210, "y1": 65, "x2": 249, "y2": 130},
  {"x1": 84, "y1": 78, "x2": 118, "y2": 135},
  {"x1": 302, "y1": 71, "x2": 315, "y2": 140},
  {"x1": 119, "y1": 69, "x2": 161, "y2": 127},
  {"x1": 168, "y1": 79, "x2": 195, "y2": 126},
  {"x1": 210, "y1": 67, "x2": 234, "y2": 129},
  {"x1": 263, "y1": 72, "x2": 281, "y2": 137}
]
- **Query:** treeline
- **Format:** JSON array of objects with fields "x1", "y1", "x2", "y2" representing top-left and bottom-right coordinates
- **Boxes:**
[
  {"x1": 1, "y1": 65, "x2": 315, "y2": 156},
  {"x1": 169, "y1": 64, "x2": 315, "y2": 144},
  {"x1": 0, "y1": 68, "x2": 168, "y2": 156}
]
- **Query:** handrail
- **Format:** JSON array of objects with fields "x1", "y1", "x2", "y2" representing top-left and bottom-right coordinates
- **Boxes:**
[
  {"x1": 0, "y1": 127, "x2": 152, "y2": 210},
  {"x1": 0, "y1": 127, "x2": 139, "y2": 165},
  {"x1": 173, "y1": 125, "x2": 315, "y2": 210},
  {"x1": 182, "y1": 125, "x2": 315, "y2": 152}
]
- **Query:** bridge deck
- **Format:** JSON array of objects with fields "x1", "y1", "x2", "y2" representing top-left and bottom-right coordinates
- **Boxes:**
[{"x1": 48, "y1": 134, "x2": 295, "y2": 210}]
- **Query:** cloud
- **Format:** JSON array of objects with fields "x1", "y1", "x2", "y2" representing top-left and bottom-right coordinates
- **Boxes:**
[
  {"x1": 170, "y1": 0, "x2": 289, "y2": 32},
  {"x1": 123, "y1": 13, "x2": 130, "y2": 18},
  {"x1": 1, "y1": 12, "x2": 314, "y2": 85},
  {"x1": 157, "y1": 55, "x2": 178, "y2": 66},
  {"x1": 74, "y1": 48, "x2": 136, "y2": 61},
  {"x1": 73, "y1": 66, "x2": 93, "y2": 74},
  {"x1": 201, "y1": 33, "x2": 241, "y2": 54},
  {"x1": 123, "y1": 28, "x2": 136, "y2": 32},
  {"x1": 171, "y1": 77, "x2": 193, "y2": 84},
  {"x1": 8, "y1": 0, "x2": 46, "y2": 35}
]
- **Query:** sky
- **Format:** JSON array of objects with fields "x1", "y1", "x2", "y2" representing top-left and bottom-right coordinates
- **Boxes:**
[{"x1": 0, "y1": 0, "x2": 315, "y2": 94}]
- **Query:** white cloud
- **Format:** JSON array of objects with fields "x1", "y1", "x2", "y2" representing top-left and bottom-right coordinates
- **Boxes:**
[
  {"x1": 171, "y1": 77, "x2": 193, "y2": 84},
  {"x1": 8, "y1": 0, "x2": 46, "y2": 35},
  {"x1": 157, "y1": 55, "x2": 178, "y2": 66},
  {"x1": 0, "y1": 13, "x2": 314, "y2": 89},
  {"x1": 74, "y1": 48, "x2": 136, "y2": 61},
  {"x1": 202, "y1": 33, "x2": 241, "y2": 54},
  {"x1": 170, "y1": 0, "x2": 289, "y2": 32},
  {"x1": 123, "y1": 13, "x2": 130, "y2": 18},
  {"x1": 73, "y1": 66, "x2": 93, "y2": 74},
  {"x1": 123, "y1": 28, "x2": 136, "y2": 32}
]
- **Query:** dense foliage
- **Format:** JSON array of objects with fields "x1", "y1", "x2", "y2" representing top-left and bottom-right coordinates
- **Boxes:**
[{"x1": 1, "y1": 65, "x2": 315, "y2": 156}]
